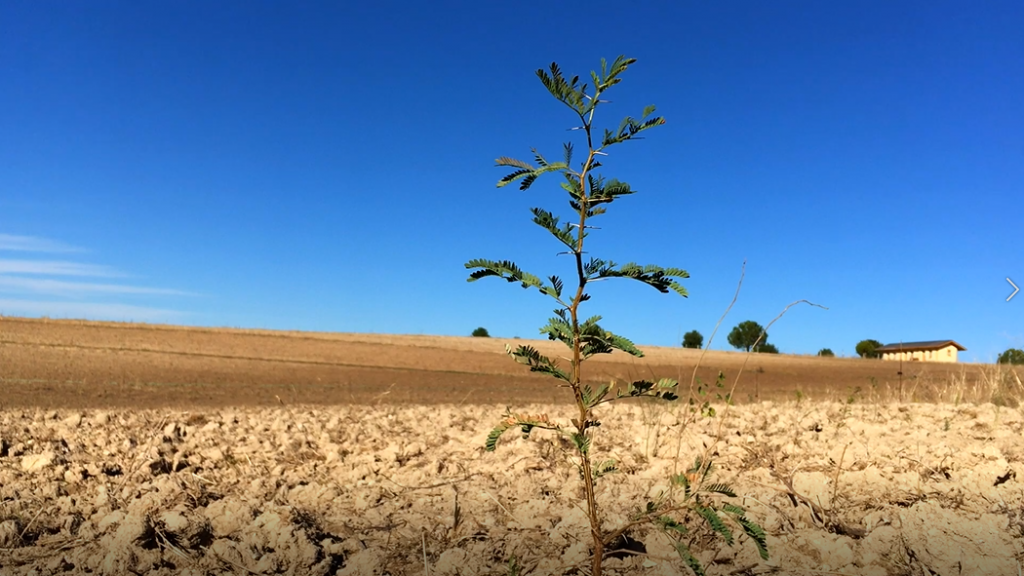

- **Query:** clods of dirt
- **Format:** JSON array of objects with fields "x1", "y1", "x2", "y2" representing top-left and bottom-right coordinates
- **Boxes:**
[{"x1": 0, "y1": 402, "x2": 1022, "y2": 575}]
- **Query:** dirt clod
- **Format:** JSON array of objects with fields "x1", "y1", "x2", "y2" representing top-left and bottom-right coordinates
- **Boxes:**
[{"x1": 0, "y1": 403, "x2": 1019, "y2": 575}]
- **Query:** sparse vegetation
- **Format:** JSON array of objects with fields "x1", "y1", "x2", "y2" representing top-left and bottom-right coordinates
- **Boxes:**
[
  {"x1": 682, "y1": 329, "x2": 703, "y2": 349},
  {"x1": 465, "y1": 56, "x2": 766, "y2": 576},
  {"x1": 856, "y1": 338, "x2": 883, "y2": 359}
]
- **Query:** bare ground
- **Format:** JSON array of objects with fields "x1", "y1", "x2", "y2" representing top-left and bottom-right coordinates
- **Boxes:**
[
  {"x1": 1, "y1": 317, "x2": 1023, "y2": 575},
  {"x1": 0, "y1": 316, "x2": 1003, "y2": 408}
]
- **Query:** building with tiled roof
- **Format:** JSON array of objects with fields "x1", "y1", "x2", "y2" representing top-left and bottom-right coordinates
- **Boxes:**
[{"x1": 876, "y1": 340, "x2": 966, "y2": 363}]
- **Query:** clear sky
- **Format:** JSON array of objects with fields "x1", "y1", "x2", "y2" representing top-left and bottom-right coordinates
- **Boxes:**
[{"x1": 2, "y1": 1, "x2": 1021, "y2": 361}]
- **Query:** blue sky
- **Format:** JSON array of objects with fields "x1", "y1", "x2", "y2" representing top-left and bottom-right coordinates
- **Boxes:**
[{"x1": 2, "y1": 1, "x2": 1021, "y2": 361}]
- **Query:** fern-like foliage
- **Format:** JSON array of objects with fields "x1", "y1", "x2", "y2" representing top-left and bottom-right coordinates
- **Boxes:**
[
  {"x1": 581, "y1": 383, "x2": 611, "y2": 407},
  {"x1": 734, "y1": 513, "x2": 770, "y2": 560},
  {"x1": 539, "y1": 310, "x2": 573, "y2": 347},
  {"x1": 466, "y1": 55, "x2": 729, "y2": 576},
  {"x1": 495, "y1": 154, "x2": 569, "y2": 191},
  {"x1": 642, "y1": 458, "x2": 769, "y2": 574},
  {"x1": 505, "y1": 344, "x2": 569, "y2": 382},
  {"x1": 593, "y1": 262, "x2": 690, "y2": 296},
  {"x1": 674, "y1": 544, "x2": 706, "y2": 576},
  {"x1": 618, "y1": 378, "x2": 680, "y2": 402},
  {"x1": 656, "y1": 515, "x2": 688, "y2": 536},
  {"x1": 695, "y1": 504, "x2": 734, "y2": 545},
  {"x1": 530, "y1": 208, "x2": 578, "y2": 251},
  {"x1": 587, "y1": 175, "x2": 637, "y2": 206},
  {"x1": 577, "y1": 315, "x2": 644, "y2": 359},
  {"x1": 465, "y1": 259, "x2": 543, "y2": 289},
  {"x1": 593, "y1": 459, "x2": 617, "y2": 478}
]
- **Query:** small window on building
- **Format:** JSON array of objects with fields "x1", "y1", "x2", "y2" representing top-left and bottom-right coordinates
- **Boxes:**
[{"x1": 947, "y1": 349, "x2": 952, "y2": 357}]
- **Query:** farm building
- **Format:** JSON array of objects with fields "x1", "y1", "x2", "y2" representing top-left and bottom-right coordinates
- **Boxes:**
[{"x1": 876, "y1": 340, "x2": 966, "y2": 363}]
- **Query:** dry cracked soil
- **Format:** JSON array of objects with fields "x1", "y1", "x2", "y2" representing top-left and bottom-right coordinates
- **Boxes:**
[{"x1": 1, "y1": 402, "x2": 1023, "y2": 575}]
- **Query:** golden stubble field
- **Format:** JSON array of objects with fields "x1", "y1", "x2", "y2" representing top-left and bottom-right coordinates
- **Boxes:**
[{"x1": 1, "y1": 316, "x2": 1023, "y2": 575}]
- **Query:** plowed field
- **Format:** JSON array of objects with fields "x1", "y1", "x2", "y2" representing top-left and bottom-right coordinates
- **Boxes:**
[{"x1": 0, "y1": 316, "x2": 988, "y2": 408}]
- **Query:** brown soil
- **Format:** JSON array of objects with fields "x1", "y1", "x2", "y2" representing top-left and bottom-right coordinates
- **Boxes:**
[
  {"x1": 2, "y1": 317, "x2": 1022, "y2": 575},
  {"x1": 0, "y1": 316, "x2": 996, "y2": 409}
]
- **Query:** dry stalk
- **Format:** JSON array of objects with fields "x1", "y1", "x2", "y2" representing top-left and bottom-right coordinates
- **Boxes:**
[
  {"x1": 671, "y1": 259, "x2": 746, "y2": 474},
  {"x1": 422, "y1": 530, "x2": 430, "y2": 576},
  {"x1": 17, "y1": 505, "x2": 51, "y2": 542},
  {"x1": 830, "y1": 444, "x2": 848, "y2": 510},
  {"x1": 696, "y1": 299, "x2": 829, "y2": 479},
  {"x1": 483, "y1": 492, "x2": 522, "y2": 526}
]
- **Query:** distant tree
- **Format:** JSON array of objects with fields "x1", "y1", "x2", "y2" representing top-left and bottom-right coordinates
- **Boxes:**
[
  {"x1": 471, "y1": 327, "x2": 490, "y2": 338},
  {"x1": 817, "y1": 348, "x2": 835, "y2": 357},
  {"x1": 755, "y1": 343, "x2": 779, "y2": 354},
  {"x1": 728, "y1": 320, "x2": 767, "y2": 352},
  {"x1": 998, "y1": 348, "x2": 1024, "y2": 365},
  {"x1": 682, "y1": 330, "x2": 703, "y2": 349},
  {"x1": 855, "y1": 339, "x2": 883, "y2": 359}
]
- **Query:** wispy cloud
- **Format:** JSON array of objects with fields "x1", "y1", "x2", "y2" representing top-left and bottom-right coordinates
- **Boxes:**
[
  {"x1": 0, "y1": 234, "x2": 85, "y2": 253},
  {"x1": 0, "y1": 259, "x2": 122, "y2": 277},
  {"x1": 0, "y1": 275, "x2": 195, "y2": 298},
  {"x1": 0, "y1": 234, "x2": 199, "y2": 322},
  {"x1": 0, "y1": 299, "x2": 185, "y2": 322}
]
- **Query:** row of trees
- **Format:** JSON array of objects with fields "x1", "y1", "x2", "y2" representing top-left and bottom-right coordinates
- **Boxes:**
[{"x1": 482, "y1": 325, "x2": 1024, "y2": 365}]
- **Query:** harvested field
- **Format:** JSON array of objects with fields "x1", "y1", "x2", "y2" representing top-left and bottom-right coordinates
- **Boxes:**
[
  {"x1": 0, "y1": 316, "x2": 1001, "y2": 408},
  {"x1": 1, "y1": 317, "x2": 1023, "y2": 575}
]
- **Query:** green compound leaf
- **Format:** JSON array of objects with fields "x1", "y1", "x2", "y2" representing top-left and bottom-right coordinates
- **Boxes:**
[
  {"x1": 593, "y1": 459, "x2": 617, "y2": 478},
  {"x1": 656, "y1": 515, "x2": 688, "y2": 536},
  {"x1": 548, "y1": 276, "x2": 564, "y2": 298},
  {"x1": 530, "y1": 208, "x2": 577, "y2": 252},
  {"x1": 704, "y1": 483, "x2": 737, "y2": 498},
  {"x1": 669, "y1": 471, "x2": 694, "y2": 499},
  {"x1": 601, "y1": 113, "x2": 667, "y2": 148},
  {"x1": 695, "y1": 504, "x2": 734, "y2": 546},
  {"x1": 589, "y1": 177, "x2": 637, "y2": 206},
  {"x1": 619, "y1": 378, "x2": 678, "y2": 401},
  {"x1": 540, "y1": 314, "x2": 574, "y2": 349},
  {"x1": 497, "y1": 167, "x2": 534, "y2": 189},
  {"x1": 582, "y1": 257, "x2": 607, "y2": 278},
  {"x1": 570, "y1": 432, "x2": 591, "y2": 455},
  {"x1": 736, "y1": 515, "x2": 770, "y2": 560},
  {"x1": 495, "y1": 156, "x2": 535, "y2": 171},
  {"x1": 581, "y1": 383, "x2": 610, "y2": 407},
  {"x1": 485, "y1": 418, "x2": 516, "y2": 452},
  {"x1": 532, "y1": 148, "x2": 550, "y2": 167},
  {"x1": 465, "y1": 259, "x2": 544, "y2": 290},
  {"x1": 506, "y1": 344, "x2": 570, "y2": 382},
  {"x1": 674, "y1": 543, "x2": 706, "y2": 576},
  {"x1": 576, "y1": 316, "x2": 644, "y2": 359},
  {"x1": 656, "y1": 378, "x2": 680, "y2": 400},
  {"x1": 537, "y1": 61, "x2": 586, "y2": 114},
  {"x1": 495, "y1": 152, "x2": 569, "y2": 191},
  {"x1": 594, "y1": 262, "x2": 689, "y2": 296},
  {"x1": 721, "y1": 502, "x2": 746, "y2": 516}
]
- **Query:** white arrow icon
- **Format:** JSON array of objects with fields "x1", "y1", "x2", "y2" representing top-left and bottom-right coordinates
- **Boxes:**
[{"x1": 1008, "y1": 278, "x2": 1019, "y2": 302}]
